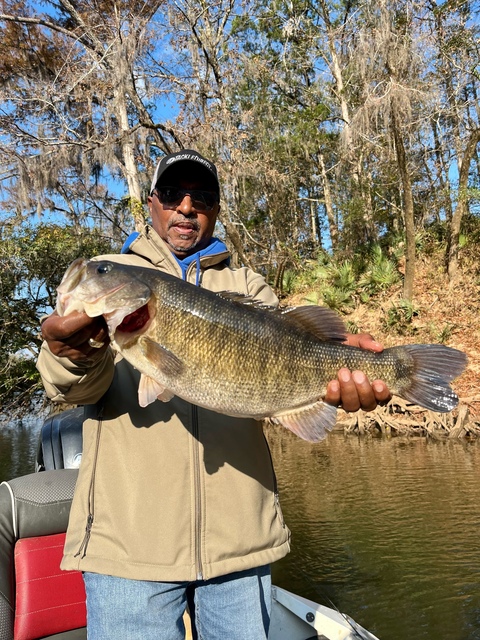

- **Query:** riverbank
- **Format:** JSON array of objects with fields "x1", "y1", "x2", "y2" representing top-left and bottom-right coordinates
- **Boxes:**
[
  {"x1": 286, "y1": 250, "x2": 480, "y2": 439},
  {"x1": 336, "y1": 400, "x2": 480, "y2": 439}
]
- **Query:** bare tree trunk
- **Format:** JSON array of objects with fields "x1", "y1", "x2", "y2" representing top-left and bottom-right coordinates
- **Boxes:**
[
  {"x1": 115, "y1": 92, "x2": 141, "y2": 203},
  {"x1": 318, "y1": 0, "x2": 375, "y2": 236},
  {"x1": 318, "y1": 153, "x2": 337, "y2": 249},
  {"x1": 391, "y1": 101, "x2": 416, "y2": 302},
  {"x1": 309, "y1": 199, "x2": 317, "y2": 243},
  {"x1": 431, "y1": 118, "x2": 454, "y2": 224},
  {"x1": 447, "y1": 128, "x2": 480, "y2": 284},
  {"x1": 217, "y1": 212, "x2": 255, "y2": 271}
]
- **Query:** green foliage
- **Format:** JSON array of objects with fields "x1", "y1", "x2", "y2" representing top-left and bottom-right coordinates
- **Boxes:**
[
  {"x1": 436, "y1": 323, "x2": 457, "y2": 344},
  {"x1": 319, "y1": 285, "x2": 356, "y2": 312},
  {"x1": 329, "y1": 261, "x2": 357, "y2": 292},
  {"x1": 415, "y1": 225, "x2": 447, "y2": 255},
  {"x1": 0, "y1": 222, "x2": 116, "y2": 414},
  {"x1": 284, "y1": 254, "x2": 330, "y2": 293},
  {"x1": 458, "y1": 233, "x2": 468, "y2": 249},
  {"x1": 280, "y1": 268, "x2": 297, "y2": 295},
  {"x1": 0, "y1": 357, "x2": 43, "y2": 417},
  {"x1": 358, "y1": 245, "x2": 401, "y2": 294},
  {"x1": 292, "y1": 245, "x2": 400, "y2": 312},
  {"x1": 310, "y1": 261, "x2": 358, "y2": 312},
  {"x1": 383, "y1": 299, "x2": 419, "y2": 335},
  {"x1": 302, "y1": 291, "x2": 321, "y2": 305},
  {"x1": 459, "y1": 213, "x2": 480, "y2": 248}
]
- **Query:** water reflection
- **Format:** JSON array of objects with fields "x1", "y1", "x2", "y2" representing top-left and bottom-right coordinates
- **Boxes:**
[
  {"x1": 2, "y1": 416, "x2": 480, "y2": 639},
  {"x1": 0, "y1": 416, "x2": 43, "y2": 482},
  {"x1": 269, "y1": 430, "x2": 480, "y2": 640}
]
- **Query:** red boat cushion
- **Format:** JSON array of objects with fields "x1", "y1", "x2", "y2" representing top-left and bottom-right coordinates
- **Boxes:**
[{"x1": 14, "y1": 532, "x2": 86, "y2": 640}]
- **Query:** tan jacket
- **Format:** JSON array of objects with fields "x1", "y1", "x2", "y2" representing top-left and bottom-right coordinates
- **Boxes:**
[{"x1": 37, "y1": 226, "x2": 290, "y2": 581}]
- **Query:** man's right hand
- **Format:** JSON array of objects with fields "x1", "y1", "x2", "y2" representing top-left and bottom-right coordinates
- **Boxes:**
[{"x1": 41, "y1": 311, "x2": 110, "y2": 363}]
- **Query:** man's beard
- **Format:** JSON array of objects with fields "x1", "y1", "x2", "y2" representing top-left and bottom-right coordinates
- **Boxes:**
[
  {"x1": 166, "y1": 217, "x2": 202, "y2": 254},
  {"x1": 167, "y1": 236, "x2": 201, "y2": 254}
]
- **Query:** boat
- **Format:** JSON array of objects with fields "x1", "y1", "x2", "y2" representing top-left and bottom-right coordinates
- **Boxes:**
[{"x1": 0, "y1": 409, "x2": 380, "y2": 640}]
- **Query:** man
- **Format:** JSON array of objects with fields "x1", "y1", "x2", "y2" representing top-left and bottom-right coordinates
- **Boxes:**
[{"x1": 38, "y1": 150, "x2": 391, "y2": 640}]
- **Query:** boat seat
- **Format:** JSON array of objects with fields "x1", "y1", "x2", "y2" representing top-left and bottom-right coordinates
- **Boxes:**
[
  {"x1": 36, "y1": 408, "x2": 84, "y2": 472},
  {"x1": 0, "y1": 469, "x2": 86, "y2": 640}
]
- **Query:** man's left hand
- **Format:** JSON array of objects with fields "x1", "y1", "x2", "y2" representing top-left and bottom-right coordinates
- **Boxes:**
[{"x1": 323, "y1": 333, "x2": 392, "y2": 412}]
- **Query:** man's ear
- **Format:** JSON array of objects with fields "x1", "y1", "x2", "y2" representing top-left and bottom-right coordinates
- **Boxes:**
[{"x1": 147, "y1": 195, "x2": 154, "y2": 214}]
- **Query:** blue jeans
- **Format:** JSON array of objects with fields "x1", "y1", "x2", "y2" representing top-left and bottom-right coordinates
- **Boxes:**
[{"x1": 83, "y1": 565, "x2": 271, "y2": 640}]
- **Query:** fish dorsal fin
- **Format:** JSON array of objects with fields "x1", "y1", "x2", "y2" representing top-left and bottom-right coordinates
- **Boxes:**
[
  {"x1": 268, "y1": 401, "x2": 338, "y2": 442},
  {"x1": 279, "y1": 306, "x2": 347, "y2": 342},
  {"x1": 215, "y1": 290, "x2": 275, "y2": 310},
  {"x1": 217, "y1": 291, "x2": 346, "y2": 341}
]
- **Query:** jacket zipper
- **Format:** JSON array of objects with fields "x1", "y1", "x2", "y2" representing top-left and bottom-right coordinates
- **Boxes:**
[
  {"x1": 187, "y1": 260, "x2": 204, "y2": 579},
  {"x1": 191, "y1": 403, "x2": 203, "y2": 580},
  {"x1": 75, "y1": 410, "x2": 103, "y2": 558},
  {"x1": 264, "y1": 433, "x2": 286, "y2": 528}
]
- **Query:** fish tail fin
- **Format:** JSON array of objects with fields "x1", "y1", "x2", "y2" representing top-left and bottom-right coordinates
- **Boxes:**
[{"x1": 394, "y1": 344, "x2": 467, "y2": 412}]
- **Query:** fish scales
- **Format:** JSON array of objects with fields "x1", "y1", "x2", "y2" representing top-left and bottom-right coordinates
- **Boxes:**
[
  {"x1": 56, "y1": 258, "x2": 468, "y2": 442},
  {"x1": 114, "y1": 283, "x2": 412, "y2": 415},
  {"x1": 119, "y1": 279, "x2": 328, "y2": 415}
]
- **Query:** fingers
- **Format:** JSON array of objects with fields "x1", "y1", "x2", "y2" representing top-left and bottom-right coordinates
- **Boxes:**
[
  {"x1": 344, "y1": 332, "x2": 384, "y2": 352},
  {"x1": 327, "y1": 333, "x2": 390, "y2": 412},
  {"x1": 334, "y1": 368, "x2": 377, "y2": 412},
  {"x1": 41, "y1": 311, "x2": 110, "y2": 362},
  {"x1": 324, "y1": 369, "x2": 392, "y2": 412},
  {"x1": 370, "y1": 379, "x2": 392, "y2": 405}
]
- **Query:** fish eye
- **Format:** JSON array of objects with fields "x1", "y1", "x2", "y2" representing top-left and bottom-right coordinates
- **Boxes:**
[{"x1": 96, "y1": 262, "x2": 113, "y2": 275}]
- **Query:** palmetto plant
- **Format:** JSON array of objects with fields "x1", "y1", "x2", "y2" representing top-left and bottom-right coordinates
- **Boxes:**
[
  {"x1": 358, "y1": 245, "x2": 400, "y2": 296},
  {"x1": 299, "y1": 246, "x2": 400, "y2": 312},
  {"x1": 384, "y1": 299, "x2": 419, "y2": 335}
]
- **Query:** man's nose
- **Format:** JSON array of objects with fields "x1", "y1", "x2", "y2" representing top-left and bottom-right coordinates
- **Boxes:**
[{"x1": 176, "y1": 194, "x2": 196, "y2": 215}]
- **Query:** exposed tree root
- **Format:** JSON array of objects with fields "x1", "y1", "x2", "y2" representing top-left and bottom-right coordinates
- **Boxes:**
[{"x1": 337, "y1": 396, "x2": 480, "y2": 439}]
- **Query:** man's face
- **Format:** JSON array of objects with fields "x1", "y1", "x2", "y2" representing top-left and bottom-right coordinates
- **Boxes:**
[{"x1": 147, "y1": 169, "x2": 219, "y2": 258}]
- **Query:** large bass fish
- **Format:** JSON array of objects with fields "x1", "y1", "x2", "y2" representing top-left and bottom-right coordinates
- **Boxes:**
[{"x1": 56, "y1": 258, "x2": 467, "y2": 442}]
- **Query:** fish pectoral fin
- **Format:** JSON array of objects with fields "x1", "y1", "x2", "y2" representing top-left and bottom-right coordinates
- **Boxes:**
[
  {"x1": 138, "y1": 337, "x2": 185, "y2": 377},
  {"x1": 136, "y1": 337, "x2": 183, "y2": 407},
  {"x1": 138, "y1": 373, "x2": 175, "y2": 407},
  {"x1": 138, "y1": 375, "x2": 174, "y2": 407},
  {"x1": 268, "y1": 401, "x2": 337, "y2": 442},
  {"x1": 157, "y1": 388, "x2": 175, "y2": 402}
]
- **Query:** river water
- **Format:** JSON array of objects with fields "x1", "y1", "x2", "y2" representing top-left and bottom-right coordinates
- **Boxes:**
[
  {"x1": 269, "y1": 430, "x2": 480, "y2": 640},
  {"x1": 1, "y1": 418, "x2": 479, "y2": 640}
]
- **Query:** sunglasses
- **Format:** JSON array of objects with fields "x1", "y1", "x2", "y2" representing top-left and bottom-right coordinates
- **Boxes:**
[{"x1": 154, "y1": 186, "x2": 218, "y2": 212}]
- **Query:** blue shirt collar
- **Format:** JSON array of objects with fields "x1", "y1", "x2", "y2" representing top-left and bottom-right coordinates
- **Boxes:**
[{"x1": 173, "y1": 237, "x2": 229, "y2": 284}]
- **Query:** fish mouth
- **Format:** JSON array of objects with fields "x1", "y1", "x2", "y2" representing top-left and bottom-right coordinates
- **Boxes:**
[
  {"x1": 59, "y1": 281, "x2": 127, "y2": 317},
  {"x1": 85, "y1": 282, "x2": 126, "y2": 305},
  {"x1": 116, "y1": 303, "x2": 151, "y2": 333},
  {"x1": 57, "y1": 259, "x2": 132, "y2": 316}
]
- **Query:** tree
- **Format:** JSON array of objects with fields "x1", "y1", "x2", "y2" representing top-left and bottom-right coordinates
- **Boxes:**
[
  {"x1": 1, "y1": 0, "x2": 479, "y2": 294},
  {"x1": 446, "y1": 127, "x2": 480, "y2": 283},
  {"x1": 0, "y1": 0, "x2": 180, "y2": 236},
  {"x1": 427, "y1": 0, "x2": 480, "y2": 282},
  {"x1": 0, "y1": 222, "x2": 115, "y2": 414}
]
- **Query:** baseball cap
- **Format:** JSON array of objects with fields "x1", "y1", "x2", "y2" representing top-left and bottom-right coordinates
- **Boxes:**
[{"x1": 150, "y1": 150, "x2": 219, "y2": 196}]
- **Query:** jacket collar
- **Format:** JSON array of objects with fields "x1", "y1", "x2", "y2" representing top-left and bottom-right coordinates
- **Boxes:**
[{"x1": 121, "y1": 225, "x2": 230, "y2": 277}]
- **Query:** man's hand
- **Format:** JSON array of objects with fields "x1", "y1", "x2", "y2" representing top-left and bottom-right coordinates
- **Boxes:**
[
  {"x1": 41, "y1": 311, "x2": 110, "y2": 363},
  {"x1": 323, "y1": 333, "x2": 392, "y2": 412}
]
